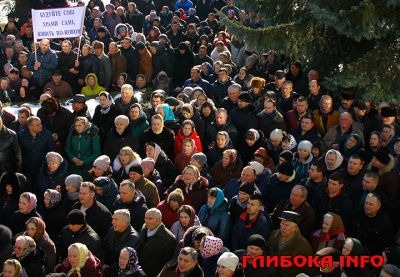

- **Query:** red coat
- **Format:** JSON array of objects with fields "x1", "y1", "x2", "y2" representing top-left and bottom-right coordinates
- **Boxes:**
[
  {"x1": 174, "y1": 129, "x2": 203, "y2": 154},
  {"x1": 157, "y1": 199, "x2": 179, "y2": 229},
  {"x1": 60, "y1": 251, "x2": 102, "y2": 277},
  {"x1": 174, "y1": 150, "x2": 198, "y2": 173}
]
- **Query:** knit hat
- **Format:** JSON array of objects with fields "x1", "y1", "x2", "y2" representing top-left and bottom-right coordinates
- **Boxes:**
[
  {"x1": 164, "y1": 96, "x2": 180, "y2": 107},
  {"x1": 250, "y1": 77, "x2": 266, "y2": 88},
  {"x1": 279, "y1": 150, "x2": 294, "y2": 163},
  {"x1": 270, "y1": 129, "x2": 283, "y2": 141},
  {"x1": 93, "y1": 155, "x2": 111, "y2": 172},
  {"x1": 192, "y1": 153, "x2": 207, "y2": 167},
  {"x1": 217, "y1": 252, "x2": 239, "y2": 272},
  {"x1": 67, "y1": 209, "x2": 86, "y2": 225},
  {"x1": 136, "y1": 41, "x2": 145, "y2": 50},
  {"x1": 168, "y1": 188, "x2": 184, "y2": 206},
  {"x1": 65, "y1": 174, "x2": 83, "y2": 190},
  {"x1": 46, "y1": 152, "x2": 63, "y2": 165},
  {"x1": 246, "y1": 55, "x2": 258, "y2": 66},
  {"x1": 141, "y1": 157, "x2": 155, "y2": 170},
  {"x1": 247, "y1": 234, "x2": 266, "y2": 249},
  {"x1": 93, "y1": 177, "x2": 114, "y2": 195},
  {"x1": 278, "y1": 162, "x2": 293, "y2": 176},
  {"x1": 129, "y1": 164, "x2": 143, "y2": 175},
  {"x1": 298, "y1": 140, "x2": 313, "y2": 154},
  {"x1": 238, "y1": 92, "x2": 251, "y2": 103},
  {"x1": 374, "y1": 150, "x2": 391, "y2": 165},
  {"x1": 115, "y1": 115, "x2": 130, "y2": 127},
  {"x1": 248, "y1": 161, "x2": 264, "y2": 175},
  {"x1": 239, "y1": 182, "x2": 255, "y2": 196},
  {"x1": 106, "y1": 3, "x2": 115, "y2": 10}
]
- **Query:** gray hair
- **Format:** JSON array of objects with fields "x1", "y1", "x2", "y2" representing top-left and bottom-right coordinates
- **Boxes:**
[
  {"x1": 228, "y1": 83, "x2": 242, "y2": 92},
  {"x1": 146, "y1": 208, "x2": 162, "y2": 220},
  {"x1": 180, "y1": 247, "x2": 198, "y2": 262},
  {"x1": 114, "y1": 209, "x2": 131, "y2": 223},
  {"x1": 293, "y1": 185, "x2": 308, "y2": 198},
  {"x1": 121, "y1": 84, "x2": 133, "y2": 94},
  {"x1": 120, "y1": 179, "x2": 135, "y2": 191}
]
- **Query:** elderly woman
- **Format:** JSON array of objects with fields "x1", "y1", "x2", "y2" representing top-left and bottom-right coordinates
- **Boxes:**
[
  {"x1": 165, "y1": 165, "x2": 208, "y2": 213},
  {"x1": 174, "y1": 119, "x2": 202, "y2": 154},
  {"x1": 59, "y1": 243, "x2": 102, "y2": 276},
  {"x1": 35, "y1": 152, "x2": 69, "y2": 204},
  {"x1": 210, "y1": 149, "x2": 242, "y2": 189},
  {"x1": 128, "y1": 103, "x2": 149, "y2": 146},
  {"x1": 309, "y1": 212, "x2": 347, "y2": 254},
  {"x1": 92, "y1": 91, "x2": 119, "y2": 149},
  {"x1": 142, "y1": 114, "x2": 175, "y2": 160},
  {"x1": 106, "y1": 247, "x2": 146, "y2": 277},
  {"x1": 64, "y1": 117, "x2": 101, "y2": 180},
  {"x1": 23, "y1": 217, "x2": 55, "y2": 274},
  {"x1": 1, "y1": 259, "x2": 25, "y2": 277},
  {"x1": 207, "y1": 131, "x2": 235, "y2": 168},
  {"x1": 112, "y1": 146, "x2": 142, "y2": 184},
  {"x1": 341, "y1": 237, "x2": 372, "y2": 276},
  {"x1": 10, "y1": 193, "x2": 41, "y2": 235},
  {"x1": 155, "y1": 104, "x2": 181, "y2": 135},
  {"x1": 313, "y1": 95, "x2": 339, "y2": 137},
  {"x1": 170, "y1": 205, "x2": 201, "y2": 243},
  {"x1": 12, "y1": 236, "x2": 45, "y2": 277},
  {"x1": 41, "y1": 189, "x2": 67, "y2": 242},
  {"x1": 174, "y1": 138, "x2": 199, "y2": 173},
  {"x1": 104, "y1": 115, "x2": 139, "y2": 160},
  {"x1": 324, "y1": 149, "x2": 345, "y2": 178}
]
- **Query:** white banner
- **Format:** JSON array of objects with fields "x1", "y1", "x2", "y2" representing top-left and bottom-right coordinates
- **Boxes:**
[{"x1": 31, "y1": 6, "x2": 86, "y2": 40}]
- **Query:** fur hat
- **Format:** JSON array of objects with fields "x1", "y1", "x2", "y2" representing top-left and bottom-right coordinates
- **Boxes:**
[
  {"x1": 93, "y1": 155, "x2": 110, "y2": 172},
  {"x1": 250, "y1": 77, "x2": 266, "y2": 88},
  {"x1": 46, "y1": 152, "x2": 63, "y2": 165}
]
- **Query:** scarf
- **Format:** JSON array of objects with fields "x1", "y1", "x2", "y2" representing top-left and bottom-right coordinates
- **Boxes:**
[
  {"x1": 118, "y1": 247, "x2": 142, "y2": 276},
  {"x1": 247, "y1": 128, "x2": 260, "y2": 141},
  {"x1": 17, "y1": 235, "x2": 36, "y2": 261},
  {"x1": 46, "y1": 189, "x2": 62, "y2": 209},
  {"x1": 319, "y1": 95, "x2": 333, "y2": 114},
  {"x1": 207, "y1": 188, "x2": 224, "y2": 211},
  {"x1": 200, "y1": 236, "x2": 223, "y2": 258},
  {"x1": 239, "y1": 211, "x2": 260, "y2": 229},
  {"x1": 152, "y1": 118, "x2": 164, "y2": 135},
  {"x1": 67, "y1": 243, "x2": 89, "y2": 277},
  {"x1": 183, "y1": 139, "x2": 197, "y2": 157},
  {"x1": 68, "y1": 191, "x2": 79, "y2": 201},
  {"x1": 191, "y1": 227, "x2": 212, "y2": 245},
  {"x1": 22, "y1": 192, "x2": 37, "y2": 214},
  {"x1": 180, "y1": 205, "x2": 196, "y2": 231},
  {"x1": 150, "y1": 143, "x2": 162, "y2": 162},
  {"x1": 263, "y1": 110, "x2": 276, "y2": 120},
  {"x1": 99, "y1": 92, "x2": 115, "y2": 114},
  {"x1": 319, "y1": 213, "x2": 345, "y2": 242},
  {"x1": 26, "y1": 217, "x2": 46, "y2": 241},
  {"x1": 325, "y1": 150, "x2": 344, "y2": 171}
]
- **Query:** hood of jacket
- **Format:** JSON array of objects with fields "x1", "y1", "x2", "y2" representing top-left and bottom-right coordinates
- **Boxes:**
[
  {"x1": 113, "y1": 156, "x2": 142, "y2": 174},
  {"x1": 0, "y1": 171, "x2": 22, "y2": 201},
  {"x1": 152, "y1": 41, "x2": 165, "y2": 55},
  {"x1": 85, "y1": 73, "x2": 100, "y2": 88},
  {"x1": 367, "y1": 155, "x2": 395, "y2": 176}
]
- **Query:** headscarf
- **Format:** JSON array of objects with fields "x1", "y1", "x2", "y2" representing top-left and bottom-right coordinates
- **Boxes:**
[
  {"x1": 135, "y1": 74, "x2": 146, "y2": 89},
  {"x1": 224, "y1": 149, "x2": 237, "y2": 165},
  {"x1": 130, "y1": 103, "x2": 144, "y2": 116},
  {"x1": 118, "y1": 247, "x2": 142, "y2": 276},
  {"x1": 45, "y1": 189, "x2": 62, "y2": 209},
  {"x1": 181, "y1": 103, "x2": 194, "y2": 119},
  {"x1": 75, "y1": 117, "x2": 89, "y2": 133},
  {"x1": 182, "y1": 139, "x2": 197, "y2": 157},
  {"x1": 325, "y1": 149, "x2": 344, "y2": 171},
  {"x1": 200, "y1": 236, "x2": 223, "y2": 258},
  {"x1": 151, "y1": 115, "x2": 164, "y2": 135},
  {"x1": 247, "y1": 128, "x2": 260, "y2": 142},
  {"x1": 319, "y1": 213, "x2": 345, "y2": 242},
  {"x1": 319, "y1": 95, "x2": 333, "y2": 114},
  {"x1": 191, "y1": 227, "x2": 213, "y2": 245},
  {"x1": 25, "y1": 217, "x2": 46, "y2": 241},
  {"x1": 179, "y1": 205, "x2": 196, "y2": 231},
  {"x1": 207, "y1": 188, "x2": 224, "y2": 211},
  {"x1": 216, "y1": 131, "x2": 230, "y2": 148},
  {"x1": 160, "y1": 104, "x2": 175, "y2": 122},
  {"x1": 67, "y1": 243, "x2": 89, "y2": 277},
  {"x1": 343, "y1": 133, "x2": 362, "y2": 157},
  {"x1": 146, "y1": 142, "x2": 161, "y2": 162},
  {"x1": 16, "y1": 235, "x2": 36, "y2": 261},
  {"x1": 345, "y1": 238, "x2": 364, "y2": 256},
  {"x1": 99, "y1": 91, "x2": 115, "y2": 114},
  {"x1": 4, "y1": 259, "x2": 22, "y2": 277},
  {"x1": 21, "y1": 192, "x2": 37, "y2": 214}
]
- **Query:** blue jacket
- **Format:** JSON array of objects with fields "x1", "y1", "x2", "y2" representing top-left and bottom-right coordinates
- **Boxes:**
[
  {"x1": 27, "y1": 48, "x2": 58, "y2": 87},
  {"x1": 175, "y1": 0, "x2": 194, "y2": 14}
]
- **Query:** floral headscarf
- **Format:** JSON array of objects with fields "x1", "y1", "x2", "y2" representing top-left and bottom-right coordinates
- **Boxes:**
[
  {"x1": 25, "y1": 217, "x2": 46, "y2": 241},
  {"x1": 15, "y1": 235, "x2": 36, "y2": 261},
  {"x1": 45, "y1": 189, "x2": 62, "y2": 209},
  {"x1": 67, "y1": 243, "x2": 89, "y2": 277},
  {"x1": 118, "y1": 247, "x2": 142, "y2": 276},
  {"x1": 200, "y1": 236, "x2": 223, "y2": 258}
]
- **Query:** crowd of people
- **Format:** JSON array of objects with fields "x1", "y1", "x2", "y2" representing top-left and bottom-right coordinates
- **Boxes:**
[{"x1": 0, "y1": 0, "x2": 400, "y2": 276}]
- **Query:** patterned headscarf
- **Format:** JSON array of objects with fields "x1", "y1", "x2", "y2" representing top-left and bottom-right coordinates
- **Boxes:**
[
  {"x1": 99, "y1": 91, "x2": 115, "y2": 114},
  {"x1": 67, "y1": 243, "x2": 89, "y2": 277},
  {"x1": 15, "y1": 235, "x2": 36, "y2": 261},
  {"x1": 45, "y1": 189, "x2": 62, "y2": 209},
  {"x1": 118, "y1": 247, "x2": 142, "y2": 276},
  {"x1": 200, "y1": 236, "x2": 223, "y2": 258},
  {"x1": 25, "y1": 217, "x2": 46, "y2": 241}
]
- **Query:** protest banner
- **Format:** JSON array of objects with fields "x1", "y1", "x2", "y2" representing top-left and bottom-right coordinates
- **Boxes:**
[{"x1": 31, "y1": 6, "x2": 86, "y2": 40}]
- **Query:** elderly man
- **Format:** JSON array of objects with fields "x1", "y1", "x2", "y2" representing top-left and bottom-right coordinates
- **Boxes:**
[
  {"x1": 114, "y1": 84, "x2": 138, "y2": 116},
  {"x1": 127, "y1": 165, "x2": 159, "y2": 208},
  {"x1": 323, "y1": 112, "x2": 365, "y2": 150},
  {"x1": 266, "y1": 211, "x2": 313, "y2": 277},
  {"x1": 138, "y1": 208, "x2": 176, "y2": 277},
  {"x1": 111, "y1": 179, "x2": 148, "y2": 232},
  {"x1": 220, "y1": 83, "x2": 241, "y2": 114},
  {"x1": 0, "y1": 116, "x2": 21, "y2": 175},
  {"x1": 158, "y1": 247, "x2": 204, "y2": 277},
  {"x1": 57, "y1": 39, "x2": 80, "y2": 93},
  {"x1": 206, "y1": 108, "x2": 239, "y2": 148},
  {"x1": 224, "y1": 165, "x2": 258, "y2": 201},
  {"x1": 72, "y1": 182, "x2": 112, "y2": 240},
  {"x1": 270, "y1": 185, "x2": 316, "y2": 239},
  {"x1": 42, "y1": 70, "x2": 74, "y2": 99},
  {"x1": 103, "y1": 209, "x2": 140, "y2": 270}
]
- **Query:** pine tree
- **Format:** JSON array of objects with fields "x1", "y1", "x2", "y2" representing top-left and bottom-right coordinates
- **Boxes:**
[{"x1": 219, "y1": 0, "x2": 400, "y2": 102}]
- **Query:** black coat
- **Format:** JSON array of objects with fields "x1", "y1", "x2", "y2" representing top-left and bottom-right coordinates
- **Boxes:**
[
  {"x1": 151, "y1": 41, "x2": 172, "y2": 78},
  {"x1": 153, "y1": 150, "x2": 178, "y2": 190},
  {"x1": 119, "y1": 45, "x2": 139, "y2": 81},
  {"x1": 104, "y1": 125, "x2": 139, "y2": 160},
  {"x1": 79, "y1": 53, "x2": 99, "y2": 80},
  {"x1": 13, "y1": 248, "x2": 45, "y2": 277},
  {"x1": 142, "y1": 126, "x2": 175, "y2": 160},
  {"x1": 205, "y1": 118, "x2": 239, "y2": 147},
  {"x1": 209, "y1": 78, "x2": 235, "y2": 107},
  {"x1": 72, "y1": 200, "x2": 112, "y2": 240},
  {"x1": 114, "y1": 96, "x2": 139, "y2": 116},
  {"x1": 0, "y1": 126, "x2": 21, "y2": 173},
  {"x1": 57, "y1": 224, "x2": 102, "y2": 262},
  {"x1": 40, "y1": 202, "x2": 67, "y2": 243},
  {"x1": 92, "y1": 104, "x2": 119, "y2": 148},
  {"x1": 9, "y1": 209, "x2": 42, "y2": 236},
  {"x1": 0, "y1": 171, "x2": 23, "y2": 226}
]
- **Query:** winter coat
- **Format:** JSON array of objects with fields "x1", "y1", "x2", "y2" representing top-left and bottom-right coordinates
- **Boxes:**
[
  {"x1": 265, "y1": 172, "x2": 297, "y2": 212},
  {"x1": 138, "y1": 47, "x2": 153, "y2": 83},
  {"x1": 57, "y1": 50, "x2": 79, "y2": 91},
  {"x1": 17, "y1": 127, "x2": 56, "y2": 178},
  {"x1": 313, "y1": 109, "x2": 340, "y2": 137},
  {"x1": 112, "y1": 156, "x2": 142, "y2": 185},
  {"x1": 9, "y1": 208, "x2": 42, "y2": 236},
  {"x1": 206, "y1": 143, "x2": 234, "y2": 170},
  {"x1": 206, "y1": 118, "x2": 239, "y2": 147},
  {"x1": 26, "y1": 48, "x2": 58, "y2": 87},
  {"x1": 138, "y1": 223, "x2": 176, "y2": 277},
  {"x1": 178, "y1": 109, "x2": 205, "y2": 144},
  {"x1": 323, "y1": 124, "x2": 365, "y2": 149},
  {"x1": 151, "y1": 41, "x2": 172, "y2": 78},
  {"x1": 57, "y1": 224, "x2": 102, "y2": 262},
  {"x1": 0, "y1": 125, "x2": 21, "y2": 172},
  {"x1": 158, "y1": 259, "x2": 204, "y2": 277},
  {"x1": 109, "y1": 49, "x2": 127, "y2": 85},
  {"x1": 60, "y1": 250, "x2": 102, "y2": 277},
  {"x1": 292, "y1": 154, "x2": 315, "y2": 182},
  {"x1": 290, "y1": 126, "x2": 322, "y2": 147},
  {"x1": 126, "y1": 10, "x2": 144, "y2": 32},
  {"x1": 13, "y1": 248, "x2": 45, "y2": 277},
  {"x1": 174, "y1": 150, "x2": 198, "y2": 174},
  {"x1": 146, "y1": 169, "x2": 164, "y2": 196},
  {"x1": 133, "y1": 177, "x2": 160, "y2": 209},
  {"x1": 97, "y1": 53, "x2": 112, "y2": 89},
  {"x1": 103, "y1": 11, "x2": 122, "y2": 37},
  {"x1": 111, "y1": 190, "x2": 148, "y2": 232},
  {"x1": 253, "y1": 168, "x2": 272, "y2": 197},
  {"x1": 232, "y1": 210, "x2": 272, "y2": 251},
  {"x1": 130, "y1": 112, "x2": 150, "y2": 146},
  {"x1": 209, "y1": 78, "x2": 235, "y2": 107},
  {"x1": 173, "y1": 43, "x2": 195, "y2": 86},
  {"x1": 104, "y1": 225, "x2": 140, "y2": 265},
  {"x1": 237, "y1": 137, "x2": 265, "y2": 167},
  {"x1": 156, "y1": 199, "x2": 179, "y2": 229},
  {"x1": 119, "y1": 44, "x2": 139, "y2": 81},
  {"x1": 79, "y1": 53, "x2": 99, "y2": 81},
  {"x1": 165, "y1": 177, "x2": 209, "y2": 213},
  {"x1": 64, "y1": 124, "x2": 101, "y2": 180},
  {"x1": 95, "y1": 180, "x2": 119, "y2": 211},
  {"x1": 35, "y1": 160, "x2": 69, "y2": 200},
  {"x1": 170, "y1": 216, "x2": 201, "y2": 243},
  {"x1": 81, "y1": 73, "x2": 105, "y2": 97},
  {"x1": 0, "y1": 171, "x2": 23, "y2": 226},
  {"x1": 309, "y1": 230, "x2": 346, "y2": 254},
  {"x1": 198, "y1": 199, "x2": 232, "y2": 244},
  {"x1": 104, "y1": 125, "x2": 139, "y2": 160},
  {"x1": 92, "y1": 103, "x2": 119, "y2": 145},
  {"x1": 42, "y1": 80, "x2": 73, "y2": 99},
  {"x1": 209, "y1": 158, "x2": 242, "y2": 189},
  {"x1": 72, "y1": 200, "x2": 112, "y2": 240},
  {"x1": 31, "y1": 231, "x2": 56, "y2": 274},
  {"x1": 142, "y1": 126, "x2": 175, "y2": 160},
  {"x1": 37, "y1": 101, "x2": 75, "y2": 145},
  {"x1": 40, "y1": 202, "x2": 67, "y2": 243},
  {"x1": 153, "y1": 150, "x2": 178, "y2": 190}
]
